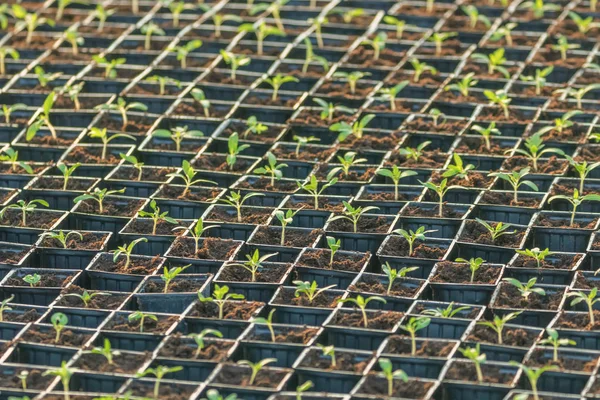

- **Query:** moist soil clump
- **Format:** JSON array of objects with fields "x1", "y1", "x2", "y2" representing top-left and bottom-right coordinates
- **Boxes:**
[
  {"x1": 296, "y1": 249, "x2": 369, "y2": 272},
  {"x1": 494, "y1": 283, "x2": 563, "y2": 310},
  {"x1": 159, "y1": 333, "x2": 234, "y2": 361},
  {"x1": 350, "y1": 275, "x2": 421, "y2": 297},
  {"x1": 331, "y1": 309, "x2": 403, "y2": 330},
  {"x1": 431, "y1": 261, "x2": 500, "y2": 284}
]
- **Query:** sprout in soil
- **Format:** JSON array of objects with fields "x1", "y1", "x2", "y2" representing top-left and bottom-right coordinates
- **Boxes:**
[
  {"x1": 198, "y1": 284, "x2": 245, "y2": 319},
  {"x1": 140, "y1": 22, "x2": 165, "y2": 51},
  {"x1": 12, "y1": 5, "x2": 55, "y2": 45},
  {"x1": 554, "y1": 83, "x2": 600, "y2": 110},
  {"x1": 168, "y1": 40, "x2": 202, "y2": 69},
  {"x1": 128, "y1": 310, "x2": 158, "y2": 333},
  {"x1": 161, "y1": 264, "x2": 190, "y2": 294},
  {"x1": 95, "y1": 97, "x2": 148, "y2": 131},
  {"x1": 238, "y1": 22, "x2": 285, "y2": 56},
  {"x1": 0, "y1": 147, "x2": 33, "y2": 174},
  {"x1": 313, "y1": 98, "x2": 353, "y2": 124},
  {"x1": 519, "y1": 0, "x2": 560, "y2": 19},
  {"x1": 243, "y1": 116, "x2": 268, "y2": 138},
  {"x1": 472, "y1": 48, "x2": 510, "y2": 78},
  {"x1": 338, "y1": 295, "x2": 386, "y2": 327},
  {"x1": 399, "y1": 140, "x2": 431, "y2": 163},
  {"x1": 302, "y1": 37, "x2": 329, "y2": 73},
  {"x1": 551, "y1": 34, "x2": 580, "y2": 61},
  {"x1": 118, "y1": 153, "x2": 143, "y2": 181},
  {"x1": 188, "y1": 329, "x2": 223, "y2": 358},
  {"x1": 477, "y1": 311, "x2": 521, "y2": 344},
  {"x1": 296, "y1": 381, "x2": 314, "y2": 400},
  {"x1": 509, "y1": 362, "x2": 559, "y2": 400},
  {"x1": 88, "y1": 126, "x2": 137, "y2": 161},
  {"x1": 252, "y1": 309, "x2": 277, "y2": 342},
  {"x1": 504, "y1": 277, "x2": 546, "y2": 300},
  {"x1": 111, "y1": 238, "x2": 148, "y2": 270},
  {"x1": 138, "y1": 199, "x2": 178, "y2": 236},
  {"x1": 565, "y1": 155, "x2": 600, "y2": 194},
  {"x1": 209, "y1": 12, "x2": 242, "y2": 37},
  {"x1": 293, "y1": 280, "x2": 336, "y2": 304},
  {"x1": 317, "y1": 344, "x2": 336, "y2": 367},
  {"x1": 263, "y1": 74, "x2": 299, "y2": 102},
  {"x1": 328, "y1": 201, "x2": 379, "y2": 233},
  {"x1": 153, "y1": 125, "x2": 204, "y2": 153},
  {"x1": 237, "y1": 358, "x2": 277, "y2": 386},
  {"x1": 42, "y1": 362, "x2": 72, "y2": 400},
  {"x1": 566, "y1": 287, "x2": 600, "y2": 325},
  {"x1": 60, "y1": 81, "x2": 84, "y2": 111},
  {"x1": 536, "y1": 110, "x2": 582, "y2": 138},
  {"x1": 220, "y1": 50, "x2": 251, "y2": 82},
  {"x1": 136, "y1": 365, "x2": 183, "y2": 399},
  {"x1": 90, "y1": 4, "x2": 115, "y2": 32},
  {"x1": 91, "y1": 338, "x2": 121, "y2": 365},
  {"x1": 378, "y1": 81, "x2": 409, "y2": 111},
  {"x1": 516, "y1": 248, "x2": 554, "y2": 269},
  {"x1": 360, "y1": 32, "x2": 387, "y2": 61},
  {"x1": 409, "y1": 58, "x2": 437, "y2": 83},
  {"x1": 475, "y1": 218, "x2": 516, "y2": 242},
  {"x1": 483, "y1": 89, "x2": 512, "y2": 119},
  {"x1": 399, "y1": 316, "x2": 431, "y2": 355},
  {"x1": 490, "y1": 22, "x2": 518, "y2": 46},
  {"x1": 443, "y1": 154, "x2": 475, "y2": 182},
  {"x1": 445, "y1": 72, "x2": 478, "y2": 98},
  {"x1": 461, "y1": 5, "x2": 491, "y2": 28},
  {"x1": 163, "y1": 0, "x2": 194, "y2": 28},
  {"x1": 326, "y1": 236, "x2": 341, "y2": 267},
  {"x1": 0, "y1": 5, "x2": 7, "y2": 30},
  {"x1": 64, "y1": 26, "x2": 84, "y2": 56},
  {"x1": 382, "y1": 262, "x2": 418, "y2": 295},
  {"x1": 297, "y1": 175, "x2": 338, "y2": 210},
  {"x1": 327, "y1": 151, "x2": 367, "y2": 181},
  {"x1": 383, "y1": 15, "x2": 410, "y2": 39},
  {"x1": 459, "y1": 344, "x2": 486, "y2": 383},
  {"x1": 39, "y1": 229, "x2": 83, "y2": 249},
  {"x1": 428, "y1": 108, "x2": 446, "y2": 127},
  {"x1": 427, "y1": 32, "x2": 457, "y2": 57},
  {"x1": 539, "y1": 328, "x2": 576, "y2": 362},
  {"x1": 27, "y1": 91, "x2": 57, "y2": 142},
  {"x1": 330, "y1": 7, "x2": 365, "y2": 23},
  {"x1": 18, "y1": 370, "x2": 28, "y2": 390},
  {"x1": 548, "y1": 189, "x2": 600, "y2": 227},
  {"x1": 379, "y1": 357, "x2": 408, "y2": 397},
  {"x1": 64, "y1": 289, "x2": 111, "y2": 308},
  {"x1": 172, "y1": 218, "x2": 219, "y2": 256},
  {"x1": 23, "y1": 273, "x2": 41, "y2": 287},
  {"x1": 0, "y1": 46, "x2": 19, "y2": 76},
  {"x1": 56, "y1": 162, "x2": 81, "y2": 191},
  {"x1": 520, "y1": 66, "x2": 554, "y2": 96},
  {"x1": 92, "y1": 55, "x2": 126, "y2": 79},
  {"x1": 51, "y1": 312, "x2": 68, "y2": 343},
  {"x1": 392, "y1": 226, "x2": 437, "y2": 257},
  {"x1": 144, "y1": 75, "x2": 181, "y2": 96},
  {"x1": 455, "y1": 257, "x2": 485, "y2": 283},
  {"x1": 293, "y1": 135, "x2": 320, "y2": 156},
  {"x1": 167, "y1": 160, "x2": 217, "y2": 198},
  {"x1": 229, "y1": 249, "x2": 278, "y2": 282},
  {"x1": 251, "y1": 0, "x2": 288, "y2": 30},
  {"x1": 420, "y1": 178, "x2": 465, "y2": 218},
  {"x1": 307, "y1": 16, "x2": 328, "y2": 49},
  {"x1": 55, "y1": 0, "x2": 87, "y2": 21},
  {"x1": 0, "y1": 295, "x2": 14, "y2": 322},
  {"x1": 421, "y1": 302, "x2": 471, "y2": 318},
  {"x1": 332, "y1": 71, "x2": 371, "y2": 96},
  {"x1": 376, "y1": 166, "x2": 417, "y2": 201},
  {"x1": 226, "y1": 132, "x2": 249, "y2": 170},
  {"x1": 330, "y1": 114, "x2": 375, "y2": 141},
  {"x1": 488, "y1": 168, "x2": 538, "y2": 204},
  {"x1": 470, "y1": 121, "x2": 501, "y2": 151},
  {"x1": 219, "y1": 191, "x2": 263, "y2": 223},
  {"x1": 202, "y1": 389, "x2": 238, "y2": 400},
  {"x1": 254, "y1": 152, "x2": 287, "y2": 187},
  {"x1": 0, "y1": 199, "x2": 48, "y2": 227},
  {"x1": 189, "y1": 88, "x2": 211, "y2": 118},
  {"x1": 274, "y1": 208, "x2": 301, "y2": 245},
  {"x1": 0, "y1": 103, "x2": 26, "y2": 124}
]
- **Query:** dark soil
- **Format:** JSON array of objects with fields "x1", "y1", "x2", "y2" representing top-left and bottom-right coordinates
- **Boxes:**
[
  {"x1": 459, "y1": 220, "x2": 526, "y2": 247},
  {"x1": 122, "y1": 219, "x2": 179, "y2": 235},
  {"x1": 4, "y1": 369, "x2": 54, "y2": 389},
  {"x1": 2, "y1": 308, "x2": 41, "y2": 323},
  {"x1": 512, "y1": 254, "x2": 580, "y2": 270},
  {"x1": 143, "y1": 278, "x2": 206, "y2": 293},
  {"x1": 528, "y1": 348, "x2": 597, "y2": 372},
  {"x1": 168, "y1": 237, "x2": 239, "y2": 260},
  {"x1": 250, "y1": 226, "x2": 321, "y2": 247},
  {"x1": 535, "y1": 214, "x2": 597, "y2": 229},
  {"x1": 235, "y1": 177, "x2": 298, "y2": 192},
  {"x1": 128, "y1": 380, "x2": 196, "y2": 400},
  {"x1": 111, "y1": 166, "x2": 176, "y2": 182},
  {"x1": 40, "y1": 231, "x2": 107, "y2": 250},
  {"x1": 212, "y1": 364, "x2": 289, "y2": 388},
  {"x1": 331, "y1": 309, "x2": 403, "y2": 330},
  {"x1": 298, "y1": 348, "x2": 370, "y2": 373},
  {"x1": 387, "y1": 149, "x2": 448, "y2": 168},
  {"x1": 189, "y1": 301, "x2": 263, "y2": 320},
  {"x1": 32, "y1": 177, "x2": 92, "y2": 191},
  {"x1": 104, "y1": 314, "x2": 178, "y2": 333},
  {"x1": 73, "y1": 352, "x2": 149, "y2": 374},
  {"x1": 297, "y1": 249, "x2": 369, "y2": 272},
  {"x1": 6, "y1": 273, "x2": 72, "y2": 288},
  {"x1": 0, "y1": 209, "x2": 62, "y2": 229},
  {"x1": 271, "y1": 144, "x2": 335, "y2": 162},
  {"x1": 502, "y1": 156, "x2": 567, "y2": 175},
  {"x1": 445, "y1": 362, "x2": 515, "y2": 384},
  {"x1": 467, "y1": 324, "x2": 537, "y2": 347},
  {"x1": 193, "y1": 154, "x2": 252, "y2": 173},
  {"x1": 158, "y1": 333, "x2": 234, "y2": 361},
  {"x1": 90, "y1": 254, "x2": 162, "y2": 275},
  {"x1": 21, "y1": 326, "x2": 92, "y2": 347},
  {"x1": 358, "y1": 375, "x2": 435, "y2": 398},
  {"x1": 56, "y1": 285, "x2": 126, "y2": 309},
  {"x1": 480, "y1": 191, "x2": 540, "y2": 207},
  {"x1": 76, "y1": 198, "x2": 145, "y2": 217},
  {"x1": 431, "y1": 261, "x2": 501, "y2": 284},
  {"x1": 380, "y1": 236, "x2": 447, "y2": 259},
  {"x1": 273, "y1": 287, "x2": 341, "y2": 308},
  {"x1": 383, "y1": 336, "x2": 456, "y2": 357},
  {"x1": 350, "y1": 275, "x2": 422, "y2": 297},
  {"x1": 156, "y1": 185, "x2": 222, "y2": 202},
  {"x1": 401, "y1": 204, "x2": 464, "y2": 218},
  {"x1": 326, "y1": 215, "x2": 390, "y2": 233},
  {"x1": 494, "y1": 283, "x2": 562, "y2": 310},
  {"x1": 554, "y1": 311, "x2": 600, "y2": 331},
  {"x1": 219, "y1": 263, "x2": 289, "y2": 283}
]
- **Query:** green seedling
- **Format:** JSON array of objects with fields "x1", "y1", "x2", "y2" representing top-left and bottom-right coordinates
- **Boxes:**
[
  {"x1": 327, "y1": 201, "x2": 379, "y2": 233},
  {"x1": 219, "y1": 191, "x2": 263, "y2": 223},
  {"x1": 128, "y1": 311, "x2": 158, "y2": 333},
  {"x1": 229, "y1": 249, "x2": 278, "y2": 282},
  {"x1": 110, "y1": 238, "x2": 148, "y2": 270},
  {"x1": 398, "y1": 316, "x2": 431, "y2": 355},
  {"x1": 392, "y1": 226, "x2": 437, "y2": 257},
  {"x1": 293, "y1": 280, "x2": 336, "y2": 304},
  {"x1": 188, "y1": 329, "x2": 223, "y2": 358},
  {"x1": 338, "y1": 295, "x2": 386, "y2": 327},
  {"x1": 0, "y1": 199, "x2": 48, "y2": 226},
  {"x1": 477, "y1": 311, "x2": 521, "y2": 344},
  {"x1": 198, "y1": 284, "x2": 245, "y2": 319}
]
